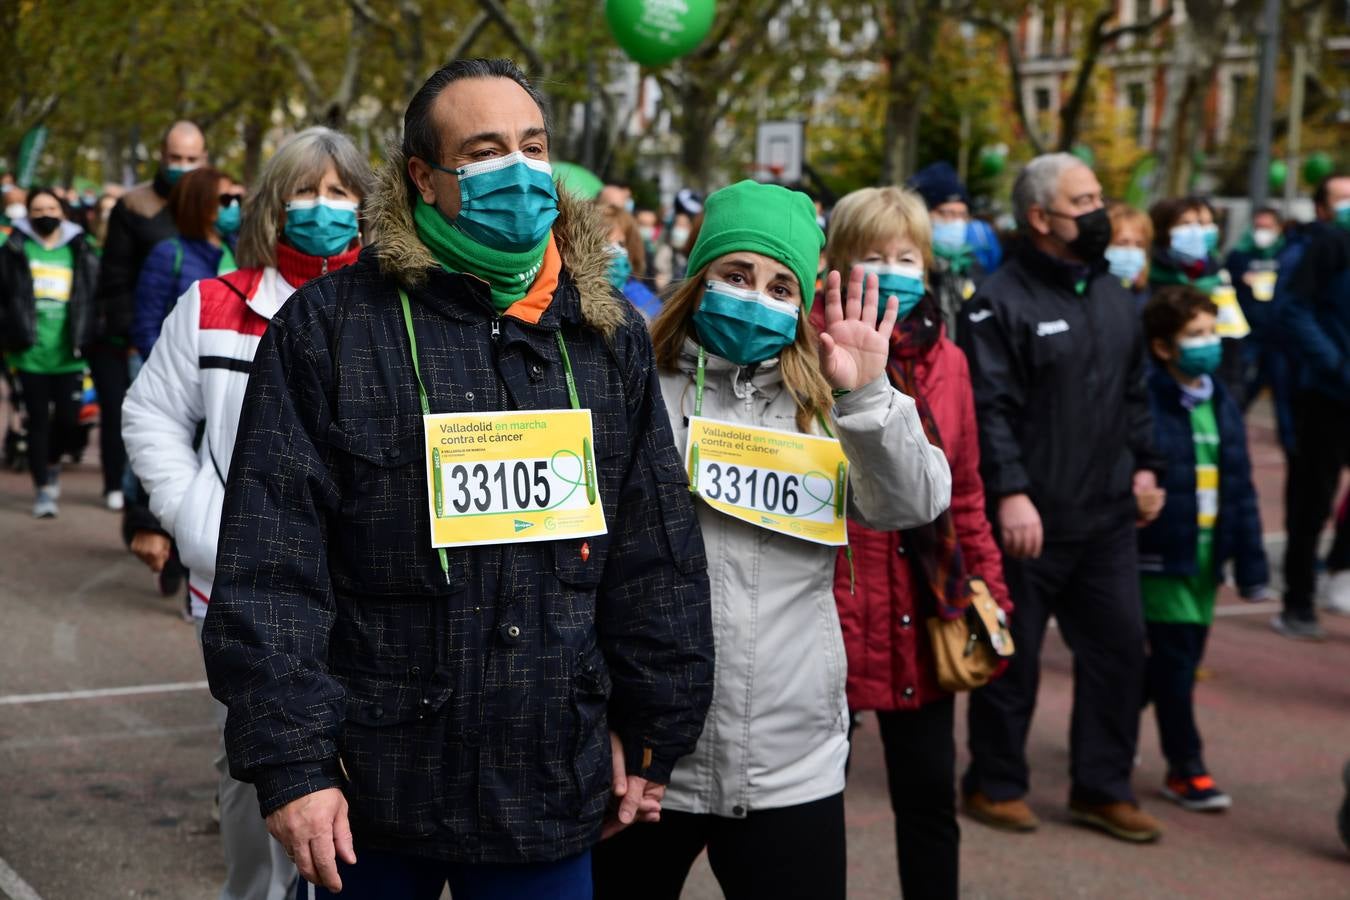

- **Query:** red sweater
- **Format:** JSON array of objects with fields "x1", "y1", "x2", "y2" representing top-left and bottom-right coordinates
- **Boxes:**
[{"x1": 832, "y1": 332, "x2": 1011, "y2": 711}]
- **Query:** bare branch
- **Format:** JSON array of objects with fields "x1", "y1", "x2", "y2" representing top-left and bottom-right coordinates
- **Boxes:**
[
  {"x1": 449, "y1": 11, "x2": 490, "y2": 61},
  {"x1": 966, "y1": 14, "x2": 1046, "y2": 155},
  {"x1": 1099, "y1": 4, "x2": 1175, "y2": 43},
  {"x1": 347, "y1": 0, "x2": 404, "y2": 55},
  {"x1": 240, "y1": 7, "x2": 325, "y2": 110},
  {"x1": 475, "y1": 0, "x2": 544, "y2": 73}
]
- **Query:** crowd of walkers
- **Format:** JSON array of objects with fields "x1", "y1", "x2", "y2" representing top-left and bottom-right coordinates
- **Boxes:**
[{"x1": 2, "y1": 56, "x2": 1349, "y2": 899}]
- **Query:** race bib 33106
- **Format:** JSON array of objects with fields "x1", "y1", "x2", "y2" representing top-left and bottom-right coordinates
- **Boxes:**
[{"x1": 685, "y1": 416, "x2": 848, "y2": 546}]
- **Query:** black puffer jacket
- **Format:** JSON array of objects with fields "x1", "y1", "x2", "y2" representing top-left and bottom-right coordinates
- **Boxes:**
[
  {"x1": 202, "y1": 154, "x2": 714, "y2": 865},
  {"x1": 957, "y1": 242, "x2": 1164, "y2": 538},
  {"x1": 93, "y1": 175, "x2": 175, "y2": 343},
  {"x1": 0, "y1": 223, "x2": 100, "y2": 354}
]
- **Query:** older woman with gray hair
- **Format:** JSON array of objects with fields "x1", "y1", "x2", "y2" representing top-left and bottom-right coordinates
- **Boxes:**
[
  {"x1": 956, "y1": 152, "x2": 1167, "y2": 845},
  {"x1": 122, "y1": 125, "x2": 373, "y2": 900}
]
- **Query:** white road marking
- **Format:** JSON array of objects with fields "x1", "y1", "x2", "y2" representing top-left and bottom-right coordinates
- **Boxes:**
[
  {"x1": 0, "y1": 854, "x2": 44, "y2": 900},
  {"x1": 0, "y1": 681, "x2": 210, "y2": 706},
  {"x1": 1213, "y1": 601, "x2": 1283, "y2": 617}
]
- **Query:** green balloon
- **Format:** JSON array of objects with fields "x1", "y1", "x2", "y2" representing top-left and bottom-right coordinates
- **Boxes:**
[
  {"x1": 1268, "y1": 159, "x2": 1288, "y2": 192},
  {"x1": 552, "y1": 161, "x2": 604, "y2": 201},
  {"x1": 1302, "y1": 151, "x2": 1334, "y2": 187},
  {"x1": 977, "y1": 148, "x2": 1005, "y2": 177},
  {"x1": 605, "y1": 0, "x2": 717, "y2": 67}
]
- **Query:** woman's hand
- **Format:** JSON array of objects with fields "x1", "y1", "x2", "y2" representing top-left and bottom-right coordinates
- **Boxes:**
[{"x1": 818, "y1": 268, "x2": 898, "y2": 392}]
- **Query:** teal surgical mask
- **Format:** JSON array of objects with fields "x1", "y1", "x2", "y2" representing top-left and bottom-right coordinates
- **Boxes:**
[
  {"x1": 1105, "y1": 245, "x2": 1146, "y2": 284},
  {"x1": 931, "y1": 220, "x2": 967, "y2": 254},
  {"x1": 1201, "y1": 223, "x2": 1220, "y2": 254},
  {"x1": 165, "y1": 163, "x2": 200, "y2": 186},
  {"x1": 215, "y1": 202, "x2": 241, "y2": 238},
  {"x1": 693, "y1": 280, "x2": 800, "y2": 366},
  {"x1": 1170, "y1": 224, "x2": 1209, "y2": 262},
  {"x1": 862, "y1": 263, "x2": 925, "y2": 321},
  {"x1": 1334, "y1": 200, "x2": 1350, "y2": 230},
  {"x1": 432, "y1": 151, "x2": 559, "y2": 253},
  {"x1": 284, "y1": 197, "x2": 359, "y2": 257},
  {"x1": 606, "y1": 242, "x2": 631, "y2": 292},
  {"x1": 1176, "y1": 334, "x2": 1222, "y2": 377}
]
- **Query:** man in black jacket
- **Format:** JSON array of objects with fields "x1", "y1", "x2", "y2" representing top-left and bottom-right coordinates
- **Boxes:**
[
  {"x1": 202, "y1": 59, "x2": 713, "y2": 899},
  {"x1": 958, "y1": 153, "x2": 1166, "y2": 844},
  {"x1": 93, "y1": 120, "x2": 205, "y2": 511}
]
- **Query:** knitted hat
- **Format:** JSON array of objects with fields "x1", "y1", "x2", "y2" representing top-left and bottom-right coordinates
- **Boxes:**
[
  {"x1": 907, "y1": 161, "x2": 970, "y2": 211},
  {"x1": 685, "y1": 180, "x2": 826, "y2": 311}
]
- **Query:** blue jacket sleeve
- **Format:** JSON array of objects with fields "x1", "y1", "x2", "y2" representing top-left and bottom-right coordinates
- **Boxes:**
[
  {"x1": 1220, "y1": 391, "x2": 1269, "y2": 593},
  {"x1": 1279, "y1": 234, "x2": 1350, "y2": 393},
  {"x1": 132, "y1": 240, "x2": 178, "y2": 357}
]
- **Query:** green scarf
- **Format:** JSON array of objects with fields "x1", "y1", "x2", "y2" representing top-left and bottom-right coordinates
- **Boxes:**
[
  {"x1": 413, "y1": 198, "x2": 549, "y2": 312},
  {"x1": 1150, "y1": 263, "x2": 1220, "y2": 295},
  {"x1": 1232, "y1": 231, "x2": 1284, "y2": 259},
  {"x1": 934, "y1": 242, "x2": 974, "y2": 276}
]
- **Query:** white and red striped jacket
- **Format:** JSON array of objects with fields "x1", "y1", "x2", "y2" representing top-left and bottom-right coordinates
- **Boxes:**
[{"x1": 123, "y1": 245, "x2": 358, "y2": 616}]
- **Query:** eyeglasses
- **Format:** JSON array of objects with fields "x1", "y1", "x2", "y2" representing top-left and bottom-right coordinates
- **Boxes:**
[{"x1": 219, "y1": 194, "x2": 242, "y2": 209}]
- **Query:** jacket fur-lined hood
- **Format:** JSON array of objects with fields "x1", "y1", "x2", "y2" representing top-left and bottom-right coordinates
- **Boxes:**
[{"x1": 365, "y1": 147, "x2": 625, "y2": 337}]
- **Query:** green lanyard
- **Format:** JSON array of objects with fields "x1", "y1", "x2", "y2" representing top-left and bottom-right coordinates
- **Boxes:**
[{"x1": 398, "y1": 290, "x2": 591, "y2": 581}]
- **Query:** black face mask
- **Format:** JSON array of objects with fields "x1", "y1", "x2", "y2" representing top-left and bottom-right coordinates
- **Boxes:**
[
  {"x1": 29, "y1": 216, "x2": 60, "y2": 238},
  {"x1": 1063, "y1": 207, "x2": 1111, "y2": 263}
]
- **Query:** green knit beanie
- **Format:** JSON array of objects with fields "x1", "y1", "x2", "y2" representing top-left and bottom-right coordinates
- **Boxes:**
[{"x1": 685, "y1": 180, "x2": 826, "y2": 312}]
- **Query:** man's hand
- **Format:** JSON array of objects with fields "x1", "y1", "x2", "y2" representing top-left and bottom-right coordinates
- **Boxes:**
[
  {"x1": 1133, "y1": 470, "x2": 1166, "y2": 527},
  {"x1": 601, "y1": 731, "x2": 665, "y2": 840},
  {"x1": 998, "y1": 493, "x2": 1043, "y2": 560},
  {"x1": 130, "y1": 530, "x2": 171, "y2": 573},
  {"x1": 266, "y1": 787, "x2": 355, "y2": 892}
]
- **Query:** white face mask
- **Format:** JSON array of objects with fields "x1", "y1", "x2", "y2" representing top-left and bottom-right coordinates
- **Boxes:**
[
  {"x1": 670, "y1": 227, "x2": 690, "y2": 248},
  {"x1": 1252, "y1": 228, "x2": 1279, "y2": 249},
  {"x1": 5, "y1": 203, "x2": 26, "y2": 221}
]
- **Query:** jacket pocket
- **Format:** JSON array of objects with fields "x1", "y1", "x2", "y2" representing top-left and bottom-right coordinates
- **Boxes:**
[
  {"x1": 338, "y1": 670, "x2": 452, "y2": 837},
  {"x1": 330, "y1": 419, "x2": 442, "y2": 595},
  {"x1": 654, "y1": 464, "x2": 703, "y2": 577},
  {"x1": 538, "y1": 647, "x2": 612, "y2": 821}
]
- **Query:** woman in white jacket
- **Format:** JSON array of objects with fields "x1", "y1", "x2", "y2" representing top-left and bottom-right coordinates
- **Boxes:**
[
  {"x1": 592, "y1": 180, "x2": 952, "y2": 899},
  {"x1": 121, "y1": 126, "x2": 372, "y2": 900}
]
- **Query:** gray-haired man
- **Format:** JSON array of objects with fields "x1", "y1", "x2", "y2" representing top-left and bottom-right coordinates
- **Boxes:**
[{"x1": 957, "y1": 153, "x2": 1166, "y2": 843}]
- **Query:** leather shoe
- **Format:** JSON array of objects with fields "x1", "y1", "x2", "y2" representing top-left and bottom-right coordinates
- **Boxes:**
[
  {"x1": 962, "y1": 792, "x2": 1040, "y2": 832},
  {"x1": 1069, "y1": 800, "x2": 1163, "y2": 843}
]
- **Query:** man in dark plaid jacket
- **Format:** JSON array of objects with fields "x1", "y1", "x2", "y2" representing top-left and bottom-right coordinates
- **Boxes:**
[{"x1": 202, "y1": 59, "x2": 713, "y2": 899}]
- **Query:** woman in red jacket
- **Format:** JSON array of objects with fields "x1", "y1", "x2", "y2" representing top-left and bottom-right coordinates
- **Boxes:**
[{"x1": 821, "y1": 186, "x2": 1011, "y2": 900}]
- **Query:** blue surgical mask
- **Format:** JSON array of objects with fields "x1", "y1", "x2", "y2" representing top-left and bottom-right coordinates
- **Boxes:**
[
  {"x1": 693, "y1": 280, "x2": 800, "y2": 366},
  {"x1": 165, "y1": 163, "x2": 200, "y2": 186},
  {"x1": 1169, "y1": 224, "x2": 1209, "y2": 262},
  {"x1": 215, "y1": 202, "x2": 241, "y2": 238},
  {"x1": 434, "y1": 151, "x2": 559, "y2": 253},
  {"x1": 1202, "y1": 223, "x2": 1220, "y2": 254},
  {"x1": 1105, "y1": 245, "x2": 1146, "y2": 284},
  {"x1": 606, "y1": 242, "x2": 631, "y2": 292},
  {"x1": 862, "y1": 263, "x2": 925, "y2": 321},
  {"x1": 1176, "y1": 335, "x2": 1222, "y2": 377},
  {"x1": 284, "y1": 197, "x2": 359, "y2": 257},
  {"x1": 931, "y1": 220, "x2": 967, "y2": 254}
]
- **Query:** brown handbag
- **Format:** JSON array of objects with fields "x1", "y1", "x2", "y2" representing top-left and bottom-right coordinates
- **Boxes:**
[{"x1": 926, "y1": 577, "x2": 1015, "y2": 692}]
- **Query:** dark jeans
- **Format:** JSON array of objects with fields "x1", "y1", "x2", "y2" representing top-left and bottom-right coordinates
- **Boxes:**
[
  {"x1": 1145, "y1": 621, "x2": 1210, "y2": 777},
  {"x1": 1283, "y1": 390, "x2": 1350, "y2": 619},
  {"x1": 964, "y1": 511, "x2": 1146, "y2": 806},
  {"x1": 876, "y1": 698, "x2": 959, "y2": 900},
  {"x1": 592, "y1": 793, "x2": 846, "y2": 900},
  {"x1": 87, "y1": 342, "x2": 129, "y2": 494},
  {"x1": 14, "y1": 370, "x2": 82, "y2": 489},
  {"x1": 300, "y1": 848, "x2": 591, "y2": 900},
  {"x1": 1240, "y1": 337, "x2": 1295, "y2": 454}
]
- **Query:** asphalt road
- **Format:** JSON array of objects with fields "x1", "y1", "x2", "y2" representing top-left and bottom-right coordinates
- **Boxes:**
[{"x1": 1, "y1": 407, "x2": 1347, "y2": 899}]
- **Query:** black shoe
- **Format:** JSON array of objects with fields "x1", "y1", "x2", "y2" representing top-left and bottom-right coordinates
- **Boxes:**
[
  {"x1": 1270, "y1": 611, "x2": 1325, "y2": 641},
  {"x1": 1339, "y1": 760, "x2": 1350, "y2": 854}
]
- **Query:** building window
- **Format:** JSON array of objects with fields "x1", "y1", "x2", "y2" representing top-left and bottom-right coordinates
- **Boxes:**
[
  {"x1": 1134, "y1": 0, "x2": 1152, "y2": 23},
  {"x1": 1034, "y1": 87, "x2": 1053, "y2": 112},
  {"x1": 1127, "y1": 82, "x2": 1148, "y2": 143},
  {"x1": 1042, "y1": 5, "x2": 1058, "y2": 57}
]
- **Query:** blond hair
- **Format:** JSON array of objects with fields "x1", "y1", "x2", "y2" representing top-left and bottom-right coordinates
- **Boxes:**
[
  {"x1": 599, "y1": 204, "x2": 647, "y2": 277},
  {"x1": 1108, "y1": 202, "x2": 1154, "y2": 246},
  {"x1": 825, "y1": 186, "x2": 934, "y2": 277},
  {"x1": 650, "y1": 265, "x2": 833, "y2": 435}
]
